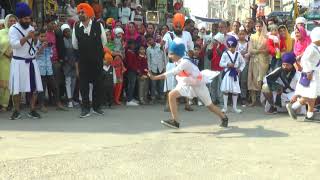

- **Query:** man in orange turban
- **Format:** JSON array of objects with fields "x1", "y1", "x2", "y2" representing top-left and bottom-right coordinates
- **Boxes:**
[
  {"x1": 73, "y1": 3, "x2": 107, "y2": 118},
  {"x1": 173, "y1": 13, "x2": 185, "y2": 30},
  {"x1": 77, "y1": 3, "x2": 94, "y2": 19}
]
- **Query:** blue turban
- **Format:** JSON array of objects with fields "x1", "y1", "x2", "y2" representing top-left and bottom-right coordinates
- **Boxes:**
[
  {"x1": 16, "y1": 2, "x2": 32, "y2": 19},
  {"x1": 226, "y1": 36, "x2": 238, "y2": 48},
  {"x1": 282, "y1": 52, "x2": 296, "y2": 65},
  {"x1": 169, "y1": 38, "x2": 185, "y2": 57}
]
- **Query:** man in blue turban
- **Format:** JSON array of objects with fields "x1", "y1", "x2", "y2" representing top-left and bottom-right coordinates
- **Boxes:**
[
  {"x1": 148, "y1": 38, "x2": 229, "y2": 129},
  {"x1": 8, "y1": 2, "x2": 43, "y2": 120},
  {"x1": 15, "y1": 2, "x2": 32, "y2": 29},
  {"x1": 261, "y1": 52, "x2": 300, "y2": 114}
]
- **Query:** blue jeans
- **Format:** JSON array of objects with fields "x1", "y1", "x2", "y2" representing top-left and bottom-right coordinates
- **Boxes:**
[{"x1": 126, "y1": 70, "x2": 137, "y2": 102}]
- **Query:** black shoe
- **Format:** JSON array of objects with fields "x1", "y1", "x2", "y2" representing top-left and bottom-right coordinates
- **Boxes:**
[
  {"x1": 80, "y1": 108, "x2": 91, "y2": 118},
  {"x1": 220, "y1": 116, "x2": 228, "y2": 128},
  {"x1": 161, "y1": 119, "x2": 180, "y2": 129},
  {"x1": 93, "y1": 108, "x2": 104, "y2": 115},
  {"x1": 267, "y1": 106, "x2": 278, "y2": 114},
  {"x1": 304, "y1": 116, "x2": 320, "y2": 121},
  {"x1": 286, "y1": 103, "x2": 297, "y2": 120},
  {"x1": 10, "y1": 111, "x2": 22, "y2": 120},
  {"x1": 28, "y1": 111, "x2": 41, "y2": 119}
]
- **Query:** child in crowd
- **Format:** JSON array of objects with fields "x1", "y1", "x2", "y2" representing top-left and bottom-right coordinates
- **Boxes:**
[
  {"x1": 112, "y1": 54, "x2": 126, "y2": 105},
  {"x1": 155, "y1": 28, "x2": 162, "y2": 44},
  {"x1": 105, "y1": 29, "x2": 115, "y2": 51},
  {"x1": 137, "y1": 46, "x2": 149, "y2": 105},
  {"x1": 36, "y1": 29, "x2": 65, "y2": 112},
  {"x1": 146, "y1": 34, "x2": 166, "y2": 103},
  {"x1": 106, "y1": 27, "x2": 126, "y2": 105},
  {"x1": 125, "y1": 39, "x2": 139, "y2": 106},
  {"x1": 193, "y1": 36, "x2": 205, "y2": 71},
  {"x1": 113, "y1": 27, "x2": 125, "y2": 57},
  {"x1": 209, "y1": 33, "x2": 226, "y2": 105},
  {"x1": 237, "y1": 27, "x2": 250, "y2": 106},
  {"x1": 102, "y1": 48, "x2": 115, "y2": 108},
  {"x1": 190, "y1": 44, "x2": 204, "y2": 106},
  {"x1": 61, "y1": 24, "x2": 78, "y2": 108},
  {"x1": 220, "y1": 36, "x2": 246, "y2": 113},
  {"x1": 268, "y1": 24, "x2": 285, "y2": 71}
]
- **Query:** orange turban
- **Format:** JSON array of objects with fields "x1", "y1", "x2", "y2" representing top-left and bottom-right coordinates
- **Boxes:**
[
  {"x1": 173, "y1": 13, "x2": 185, "y2": 28},
  {"x1": 77, "y1": 3, "x2": 94, "y2": 18},
  {"x1": 104, "y1": 48, "x2": 113, "y2": 63},
  {"x1": 106, "y1": 18, "x2": 114, "y2": 25}
]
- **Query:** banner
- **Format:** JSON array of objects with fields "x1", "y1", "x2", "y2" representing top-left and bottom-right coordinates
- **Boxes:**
[{"x1": 44, "y1": 0, "x2": 58, "y2": 15}]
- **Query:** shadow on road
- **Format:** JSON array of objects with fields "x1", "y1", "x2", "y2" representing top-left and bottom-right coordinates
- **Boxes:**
[
  {"x1": 0, "y1": 105, "x2": 301, "y2": 134},
  {"x1": 172, "y1": 125, "x2": 289, "y2": 138}
]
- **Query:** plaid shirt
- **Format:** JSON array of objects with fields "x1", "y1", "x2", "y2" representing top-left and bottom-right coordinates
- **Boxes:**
[{"x1": 36, "y1": 43, "x2": 53, "y2": 76}]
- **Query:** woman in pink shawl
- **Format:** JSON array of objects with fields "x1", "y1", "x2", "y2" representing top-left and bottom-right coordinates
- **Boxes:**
[
  {"x1": 294, "y1": 26, "x2": 311, "y2": 71},
  {"x1": 125, "y1": 22, "x2": 145, "y2": 50},
  {"x1": 125, "y1": 22, "x2": 139, "y2": 43}
]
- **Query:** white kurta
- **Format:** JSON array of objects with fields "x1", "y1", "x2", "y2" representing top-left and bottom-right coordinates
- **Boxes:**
[
  {"x1": 219, "y1": 50, "x2": 246, "y2": 94},
  {"x1": 295, "y1": 44, "x2": 320, "y2": 98},
  {"x1": 164, "y1": 58, "x2": 212, "y2": 106},
  {"x1": 8, "y1": 24, "x2": 43, "y2": 95},
  {"x1": 162, "y1": 31, "x2": 194, "y2": 92}
]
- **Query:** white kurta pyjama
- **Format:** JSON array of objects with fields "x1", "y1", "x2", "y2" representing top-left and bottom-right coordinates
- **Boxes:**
[
  {"x1": 219, "y1": 50, "x2": 246, "y2": 94},
  {"x1": 164, "y1": 58, "x2": 212, "y2": 106},
  {"x1": 295, "y1": 44, "x2": 320, "y2": 99},
  {"x1": 8, "y1": 24, "x2": 43, "y2": 95}
]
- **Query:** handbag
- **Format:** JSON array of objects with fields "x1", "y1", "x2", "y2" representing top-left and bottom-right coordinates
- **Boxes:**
[{"x1": 299, "y1": 72, "x2": 311, "y2": 87}]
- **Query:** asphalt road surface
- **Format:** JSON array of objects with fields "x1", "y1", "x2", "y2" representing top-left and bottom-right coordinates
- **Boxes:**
[{"x1": 0, "y1": 105, "x2": 319, "y2": 179}]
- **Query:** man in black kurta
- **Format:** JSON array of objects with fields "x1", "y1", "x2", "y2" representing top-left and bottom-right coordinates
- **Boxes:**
[{"x1": 72, "y1": 3, "x2": 107, "y2": 118}]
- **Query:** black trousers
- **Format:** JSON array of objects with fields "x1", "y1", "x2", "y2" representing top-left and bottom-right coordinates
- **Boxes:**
[
  {"x1": 79, "y1": 72, "x2": 103, "y2": 110},
  {"x1": 38, "y1": 75, "x2": 59, "y2": 105},
  {"x1": 102, "y1": 74, "x2": 114, "y2": 107}
]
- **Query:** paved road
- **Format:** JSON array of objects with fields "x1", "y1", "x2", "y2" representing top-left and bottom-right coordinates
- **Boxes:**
[{"x1": 0, "y1": 105, "x2": 319, "y2": 180}]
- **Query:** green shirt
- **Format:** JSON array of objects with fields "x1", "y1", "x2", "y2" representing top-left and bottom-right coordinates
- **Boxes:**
[{"x1": 106, "y1": 41, "x2": 115, "y2": 52}]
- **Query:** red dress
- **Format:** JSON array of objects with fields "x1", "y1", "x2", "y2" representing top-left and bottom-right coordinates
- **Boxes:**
[
  {"x1": 211, "y1": 44, "x2": 226, "y2": 71},
  {"x1": 112, "y1": 56, "x2": 126, "y2": 104}
]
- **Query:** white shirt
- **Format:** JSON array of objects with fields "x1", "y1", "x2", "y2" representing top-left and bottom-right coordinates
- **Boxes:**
[
  {"x1": 165, "y1": 58, "x2": 199, "y2": 78},
  {"x1": 219, "y1": 50, "x2": 246, "y2": 72},
  {"x1": 164, "y1": 58, "x2": 200, "y2": 86},
  {"x1": 301, "y1": 43, "x2": 320, "y2": 73},
  {"x1": 72, "y1": 19, "x2": 107, "y2": 50},
  {"x1": 162, "y1": 31, "x2": 194, "y2": 53},
  {"x1": 147, "y1": 43, "x2": 166, "y2": 73},
  {"x1": 9, "y1": 23, "x2": 36, "y2": 59},
  {"x1": 119, "y1": 7, "x2": 131, "y2": 25}
]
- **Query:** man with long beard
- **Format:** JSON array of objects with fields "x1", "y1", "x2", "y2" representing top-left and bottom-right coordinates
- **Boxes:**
[
  {"x1": 8, "y1": 2, "x2": 43, "y2": 120},
  {"x1": 72, "y1": 3, "x2": 107, "y2": 118},
  {"x1": 161, "y1": 13, "x2": 194, "y2": 112}
]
